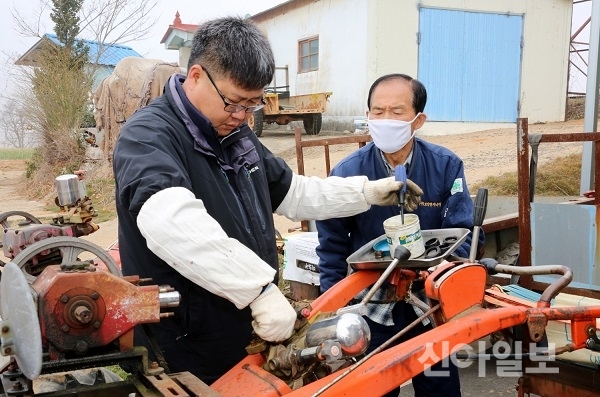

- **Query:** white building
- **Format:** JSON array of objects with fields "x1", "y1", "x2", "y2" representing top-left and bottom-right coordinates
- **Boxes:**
[{"x1": 163, "y1": 0, "x2": 573, "y2": 130}]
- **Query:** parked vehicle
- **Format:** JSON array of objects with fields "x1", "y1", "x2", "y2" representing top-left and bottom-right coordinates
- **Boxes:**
[{"x1": 249, "y1": 66, "x2": 332, "y2": 137}]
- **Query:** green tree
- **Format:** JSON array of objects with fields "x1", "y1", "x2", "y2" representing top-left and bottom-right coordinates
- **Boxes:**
[
  {"x1": 10, "y1": 0, "x2": 158, "y2": 193},
  {"x1": 30, "y1": 0, "x2": 91, "y2": 174}
]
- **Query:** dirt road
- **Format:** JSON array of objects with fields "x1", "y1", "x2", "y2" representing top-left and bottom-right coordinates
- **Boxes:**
[{"x1": 0, "y1": 118, "x2": 586, "y2": 246}]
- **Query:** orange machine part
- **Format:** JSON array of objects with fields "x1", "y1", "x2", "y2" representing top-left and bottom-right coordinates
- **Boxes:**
[{"x1": 425, "y1": 262, "x2": 487, "y2": 322}]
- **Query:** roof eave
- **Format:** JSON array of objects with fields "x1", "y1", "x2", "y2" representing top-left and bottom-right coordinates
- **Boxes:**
[{"x1": 162, "y1": 29, "x2": 195, "y2": 50}]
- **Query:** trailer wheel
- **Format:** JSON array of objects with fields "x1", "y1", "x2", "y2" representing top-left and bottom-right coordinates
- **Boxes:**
[
  {"x1": 249, "y1": 109, "x2": 264, "y2": 137},
  {"x1": 303, "y1": 113, "x2": 322, "y2": 135}
]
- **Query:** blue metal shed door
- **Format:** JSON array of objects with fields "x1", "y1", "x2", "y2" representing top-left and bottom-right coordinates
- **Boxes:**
[{"x1": 418, "y1": 8, "x2": 523, "y2": 122}]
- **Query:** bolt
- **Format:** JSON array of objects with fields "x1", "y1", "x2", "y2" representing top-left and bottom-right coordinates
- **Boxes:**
[
  {"x1": 11, "y1": 381, "x2": 23, "y2": 391},
  {"x1": 586, "y1": 324, "x2": 596, "y2": 336},
  {"x1": 93, "y1": 320, "x2": 101, "y2": 329},
  {"x1": 149, "y1": 361, "x2": 159, "y2": 370},
  {"x1": 73, "y1": 305, "x2": 93, "y2": 324},
  {"x1": 75, "y1": 340, "x2": 88, "y2": 354},
  {"x1": 1, "y1": 326, "x2": 9, "y2": 333},
  {"x1": 60, "y1": 295, "x2": 69, "y2": 303},
  {"x1": 91, "y1": 292, "x2": 100, "y2": 300},
  {"x1": 4, "y1": 347, "x2": 12, "y2": 355},
  {"x1": 61, "y1": 324, "x2": 70, "y2": 333},
  {"x1": 330, "y1": 345, "x2": 340, "y2": 357}
]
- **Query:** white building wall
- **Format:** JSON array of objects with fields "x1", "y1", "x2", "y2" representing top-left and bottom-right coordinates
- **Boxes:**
[
  {"x1": 256, "y1": 0, "x2": 369, "y2": 128},
  {"x1": 255, "y1": 0, "x2": 572, "y2": 126}
]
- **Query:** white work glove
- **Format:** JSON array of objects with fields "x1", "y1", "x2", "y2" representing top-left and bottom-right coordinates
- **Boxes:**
[
  {"x1": 363, "y1": 177, "x2": 423, "y2": 210},
  {"x1": 249, "y1": 283, "x2": 297, "y2": 342}
]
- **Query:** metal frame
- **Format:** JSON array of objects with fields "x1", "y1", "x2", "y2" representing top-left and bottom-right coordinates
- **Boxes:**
[{"x1": 516, "y1": 117, "x2": 600, "y2": 299}]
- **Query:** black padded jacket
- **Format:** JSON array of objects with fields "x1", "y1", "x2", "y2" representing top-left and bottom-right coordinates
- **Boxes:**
[{"x1": 112, "y1": 74, "x2": 293, "y2": 383}]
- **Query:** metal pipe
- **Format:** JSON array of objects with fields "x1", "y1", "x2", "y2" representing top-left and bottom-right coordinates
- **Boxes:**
[
  {"x1": 158, "y1": 291, "x2": 180, "y2": 308},
  {"x1": 493, "y1": 264, "x2": 572, "y2": 304}
]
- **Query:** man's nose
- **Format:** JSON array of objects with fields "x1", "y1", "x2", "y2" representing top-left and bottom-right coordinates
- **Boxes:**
[{"x1": 230, "y1": 109, "x2": 246, "y2": 120}]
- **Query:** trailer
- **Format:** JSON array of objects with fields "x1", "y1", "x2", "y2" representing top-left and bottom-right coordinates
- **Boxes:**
[{"x1": 249, "y1": 66, "x2": 332, "y2": 137}]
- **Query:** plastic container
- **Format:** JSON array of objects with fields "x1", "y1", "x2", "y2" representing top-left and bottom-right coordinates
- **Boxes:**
[{"x1": 383, "y1": 214, "x2": 425, "y2": 259}]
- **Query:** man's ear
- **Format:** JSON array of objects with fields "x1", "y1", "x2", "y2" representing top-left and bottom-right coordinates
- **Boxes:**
[
  {"x1": 365, "y1": 110, "x2": 370, "y2": 118},
  {"x1": 187, "y1": 64, "x2": 203, "y2": 83},
  {"x1": 414, "y1": 112, "x2": 427, "y2": 130}
]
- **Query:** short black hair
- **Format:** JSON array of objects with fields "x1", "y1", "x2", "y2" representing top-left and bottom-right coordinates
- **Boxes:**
[
  {"x1": 367, "y1": 74, "x2": 427, "y2": 113},
  {"x1": 188, "y1": 16, "x2": 274, "y2": 90}
]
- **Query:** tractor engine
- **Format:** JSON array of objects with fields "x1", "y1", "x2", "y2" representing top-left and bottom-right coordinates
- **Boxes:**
[
  {"x1": 2, "y1": 173, "x2": 100, "y2": 269},
  {"x1": 30, "y1": 262, "x2": 180, "y2": 360}
]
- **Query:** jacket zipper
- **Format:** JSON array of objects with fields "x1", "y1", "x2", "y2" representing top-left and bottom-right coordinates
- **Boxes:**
[{"x1": 222, "y1": 170, "x2": 252, "y2": 233}]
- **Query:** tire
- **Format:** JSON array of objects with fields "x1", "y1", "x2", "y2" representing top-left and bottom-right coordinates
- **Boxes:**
[
  {"x1": 249, "y1": 109, "x2": 264, "y2": 137},
  {"x1": 303, "y1": 113, "x2": 322, "y2": 135}
]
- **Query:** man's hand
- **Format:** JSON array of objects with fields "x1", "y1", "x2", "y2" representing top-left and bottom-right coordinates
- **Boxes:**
[
  {"x1": 249, "y1": 283, "x2": 296, "y2": 342},
  {"x1": 363, "y1": 177, "x2": 423, "y2": 210}
]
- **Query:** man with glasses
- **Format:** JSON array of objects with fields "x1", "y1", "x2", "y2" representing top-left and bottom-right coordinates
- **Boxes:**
[{"x1": 112, "y1": 16, "x2": 423, "y2": 384}]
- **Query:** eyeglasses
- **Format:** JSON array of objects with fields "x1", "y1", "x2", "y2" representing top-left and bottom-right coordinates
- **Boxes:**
[{"x1": 202, "y1": 67, "x2": 266, "y2": 113}]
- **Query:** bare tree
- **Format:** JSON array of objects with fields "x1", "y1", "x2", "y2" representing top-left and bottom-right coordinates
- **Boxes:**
[
  {"x1": 0, "y1": 99, "x2": 39, "y2": 148},
  {"x1": 79, "y1": 0, "x2": 158, "y2": 64},
  {"x1": 11, "y1": 0, "x2": 158, "y2": 65}
]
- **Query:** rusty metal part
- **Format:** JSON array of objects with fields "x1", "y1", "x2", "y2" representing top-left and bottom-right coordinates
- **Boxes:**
[
  {"x1": 31, "y1": 264, "x2": 172, "y2": 357},
  {"x1": 268, "y1": 341, "x2": 343, "y2": 372},
  {"x1": 246, "y1": 337, "x2": 270, "y2": 355},
  {"x1": 492, "y1": 263, "x2": 572, "y2": 305},
  {"x1": 526, "y1": 313, "x2": 547, "y2": 343},
  {"x1": 0, "y1": 211, "x2": 42, "y2": 253},
  {"x1": 516, "y1": 118, "x2": 532, "y2": 287},
  {"x1": 518, "y1": 358, "x2": 600, "y2": 397},
  {"x1": 8, "y1": 236, "x2": 121, "y2": 284},
  {"x1": 169, "y1": 372, "x2": 221, "y2": 396}
]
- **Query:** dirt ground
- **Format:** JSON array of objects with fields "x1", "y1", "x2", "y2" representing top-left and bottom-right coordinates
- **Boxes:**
[{"x1": 0, "y1": 117, "x2": 586, "y2": 248}]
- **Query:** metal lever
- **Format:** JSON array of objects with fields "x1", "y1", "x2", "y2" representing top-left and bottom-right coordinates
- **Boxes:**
[
  {"x1": 469, "y1": 188, "x2": 488, "y2": 262},
  {"x1": 395, "y1": 165, "x2": 407, "y2": 224},
  {"x1": 337, "y1": 245, "x2": 411, "y2": 316}
]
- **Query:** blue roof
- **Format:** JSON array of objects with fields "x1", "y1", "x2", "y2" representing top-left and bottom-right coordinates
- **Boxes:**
[{"x1": 44, "y1": 33, "x2": 142, "y2": 66}]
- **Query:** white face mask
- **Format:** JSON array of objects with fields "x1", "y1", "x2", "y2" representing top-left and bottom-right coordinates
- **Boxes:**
[{"x1": 368, "y1": 113, "x2": 420, "y2": 154}]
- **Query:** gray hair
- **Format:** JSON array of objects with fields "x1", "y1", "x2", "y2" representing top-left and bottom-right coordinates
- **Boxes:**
[{"x1": 188, "y1": 16, "x2": 275, "y2": 90}]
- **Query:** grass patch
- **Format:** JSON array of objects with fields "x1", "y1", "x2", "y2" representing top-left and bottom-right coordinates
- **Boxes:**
[
  {"x1": 0, "y1": 148, "x2": 34, "y2": 160},
  {"x1": 472, "y1": 153, "x2": 582, "y2": 196},
  {"x1": 86, "y1": 176, "x2": 117, "y2": 222},
  {"x1": 105, "y1": 364, "x2": 131, "y2": 380}
]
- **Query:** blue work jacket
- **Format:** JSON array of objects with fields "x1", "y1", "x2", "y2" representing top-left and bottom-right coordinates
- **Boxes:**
[{"x1": 316, "y1": 139, "x2": 484, "y2": 293}]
